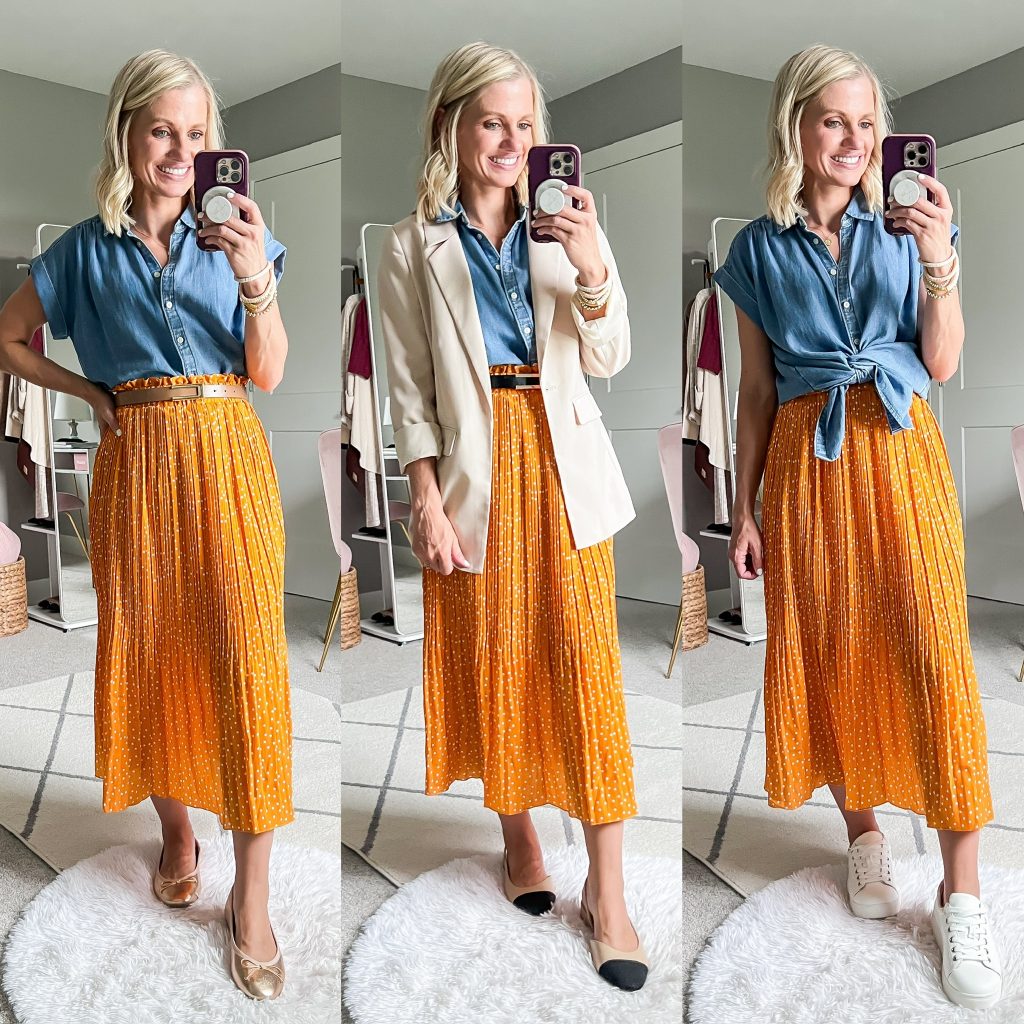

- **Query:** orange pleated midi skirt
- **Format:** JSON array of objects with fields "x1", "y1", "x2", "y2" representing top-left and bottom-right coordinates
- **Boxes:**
[
  {"x1": 89, "y1": 374, "x2": 293, "y2": 833},
  {"x1": 422, "y1": 365, "x2": 636, "y2": 825},
  {"x1": 762, "y1": 382, "x2": 991, "y2": 831}
]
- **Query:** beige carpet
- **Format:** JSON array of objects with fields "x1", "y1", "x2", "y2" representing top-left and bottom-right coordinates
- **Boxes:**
[
  {"x1": 0, "y1": 673, "x2": 340, "y2": 872},
  {"x1": 684, "y1": 688, "x2": 1024, "y2": 896},
  {"x1": 340, "y1": 686, "x2": 682, "y2": 886}
]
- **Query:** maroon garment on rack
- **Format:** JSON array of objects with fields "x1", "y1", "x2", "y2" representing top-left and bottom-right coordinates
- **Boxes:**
[
  {"x1": 696, "y1": 291, "x2": 722, "y2": 374},
  {"x1": 347, "y1": 298, "x2": 372, "y2": 379}
]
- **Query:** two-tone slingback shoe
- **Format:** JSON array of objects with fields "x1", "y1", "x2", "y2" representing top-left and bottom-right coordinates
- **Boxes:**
[
  {"x1": 501, "y1": 849, "x2": 556, "y2": 916},
  {"x1": 152, "y1": 838, "x2": 201, "y2": 908},
  {"x1": 580, "y1": 883, "x2": 649, "y2": 991}
]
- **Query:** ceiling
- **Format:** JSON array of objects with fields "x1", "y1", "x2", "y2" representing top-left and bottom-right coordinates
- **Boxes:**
[
  {"x1": 682, "y1": 0, "x2": 1024, "y2": 95},
  {"x1": 0, "y1": 1, "x2": 341, "y2": 105},
  {"x1": 339, "y1": 0, "x2": 682, "y2": 97}
]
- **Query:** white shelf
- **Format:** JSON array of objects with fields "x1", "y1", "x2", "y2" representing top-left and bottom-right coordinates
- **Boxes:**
[
  {"x1": 20, "y1": 522, "x2": 55, "y2": 536},
  {"x1": 351, "y1": 532, "x2": 387, "y2": 546},
  {"x1": 359, "y1": 615, "x2": 423, "y2": 645},
  {"x1": 699, "y1": 529, "x2": 730, "y2": 542}
]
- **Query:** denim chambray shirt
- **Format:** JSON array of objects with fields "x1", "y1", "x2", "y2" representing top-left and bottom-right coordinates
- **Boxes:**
[
  {"x1": 714, "y1": 189, "x2": 958, "y2": 461},
  {"x1": 438, "y1": 200, "x2": 536, "y2": 366},
  {"x1": 30, "y1": 205, "x2": 286, "y2": 390}
]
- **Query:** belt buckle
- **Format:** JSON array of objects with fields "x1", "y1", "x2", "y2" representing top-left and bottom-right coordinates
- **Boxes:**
[{"x1": 170, "y1": 384, "x2": 202, "y2": 400}]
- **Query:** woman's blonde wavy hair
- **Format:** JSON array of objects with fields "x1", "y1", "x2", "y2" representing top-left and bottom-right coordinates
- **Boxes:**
[
  {"x1": 416, "y1": 42, "x2": 549, "y2": 223},
  {"x1": 766, "y1": 44, "x2": 893, "y2": 228},
  {"x1": 95, "y1": 49, "x2": 224, "y2": 236}
]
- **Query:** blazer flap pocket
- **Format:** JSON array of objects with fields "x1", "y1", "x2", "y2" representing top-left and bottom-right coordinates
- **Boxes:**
[
  {"x1": 572, "y1": 391, "x2": 603, "y2": 425},
  {"x1": 440, "y1": 424, "x2": 458, "y2": 456}
]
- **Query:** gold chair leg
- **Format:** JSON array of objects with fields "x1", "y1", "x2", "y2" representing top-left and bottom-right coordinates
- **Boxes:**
[
  {"x1": 397, "y1": 520, "x2": 413, "y2": 546},
  {"x1": 317, "y1": 573, "x2": 346, "y2": 673},
  {"x1": 665, "y1": 597, "x2": 686, "y2": 679},
  {"x1": 1019, "y1": 655, "x2": 1024, "y2": 683},
  {"x1": 65, "y1": 512, "x2": 90, "y2": 562}
]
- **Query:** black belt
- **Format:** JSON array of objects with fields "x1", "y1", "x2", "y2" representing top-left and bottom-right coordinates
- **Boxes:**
[{"x1": 490, "y1": 374, "x2": 541, "y2": 390}]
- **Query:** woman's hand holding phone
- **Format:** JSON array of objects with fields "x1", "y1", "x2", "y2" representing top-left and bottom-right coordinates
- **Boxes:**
[
  {"x1": 884, "y1": 174, "x2": 954, "y2": 263},
  {"x1": 530, "y1": 184, "x2": 606, "y2": 285},
  {"x1": 198, "y1": 192, "x2": 268, "y2": 285}
]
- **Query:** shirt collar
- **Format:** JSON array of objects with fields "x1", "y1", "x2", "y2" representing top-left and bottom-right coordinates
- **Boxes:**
[
  {"x1": 770, "y1": 187, "x2": 874, "y2": 234},
  {"x1": 435, "y1": 197, "x2": 528, "y2": 227}
]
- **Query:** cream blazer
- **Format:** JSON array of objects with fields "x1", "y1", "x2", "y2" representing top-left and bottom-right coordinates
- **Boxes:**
[{"x1": 377, "y1": 213, "x2": 635, "y2": 573}]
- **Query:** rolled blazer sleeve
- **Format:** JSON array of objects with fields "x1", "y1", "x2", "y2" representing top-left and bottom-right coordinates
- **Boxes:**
[
  {"x1": 571, "y1": 223, "x2": 630, "y2": 378},
  {"x1": 377, "y1": 228, "x2": 443, "y2": 470}
]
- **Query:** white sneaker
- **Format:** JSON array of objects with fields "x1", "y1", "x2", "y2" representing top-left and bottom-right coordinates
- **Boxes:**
[
  {"x1": 930, "y1": 885, "x2": 1001, "y2": 1010},
  {"x1": 846, "y1": 831, "x2": 900, "y2": 919}
]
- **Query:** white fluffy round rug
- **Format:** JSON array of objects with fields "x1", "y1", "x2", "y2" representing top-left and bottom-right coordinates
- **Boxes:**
[
  {"x1": 3, "y1": 834, "x2": 341, "y2": 1023},
  {"x1": 689, "y1": 855, "x2": 1024, "y2": 1023},
  {"x1": 344, "y1": 847, "x2": 682, "y2": 1023}
]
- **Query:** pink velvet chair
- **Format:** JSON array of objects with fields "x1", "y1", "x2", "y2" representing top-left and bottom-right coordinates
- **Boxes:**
[
  {"x1": 1012, "y1": 425, "x2": 1024, "y2": 680},
  {"x1": 318, "y1": 428, "x2": 354, "y2": 672},
  {"x1": 659, "y1": 422, "x2": 707, "y2": 677}
]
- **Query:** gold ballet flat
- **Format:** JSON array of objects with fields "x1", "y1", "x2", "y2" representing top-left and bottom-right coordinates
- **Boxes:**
[
  {"x1": 152, "y1": 838, "x2": 201, "y2": 908},
  {"x1": 225, "y1": 887, "x2": 286, "y2": 1001}
]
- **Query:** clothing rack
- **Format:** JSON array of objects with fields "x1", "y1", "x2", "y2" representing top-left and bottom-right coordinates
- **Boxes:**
[
  {"x1": 693, "y1": 220, "x2": 766, "y2": 644},
  {"x1": 341, "y1": 262, "x2": 364, "y2": 293}
]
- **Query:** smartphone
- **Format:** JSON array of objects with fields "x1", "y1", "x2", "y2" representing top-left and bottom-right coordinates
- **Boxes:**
[
  {"x1": 527, "y1": 144, "x2": 582, "y2": 243},
  {"x1": 193, "y1": 149, "x2": 250, "y2": 251},
  {"x1": 882, "y1": 134, "x2": 936, "y2": 236}
]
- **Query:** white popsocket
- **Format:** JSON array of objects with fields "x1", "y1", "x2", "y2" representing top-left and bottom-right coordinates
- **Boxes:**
[
  {"x1": 535, "y1": 178, "x2": 567, "y2": 215},
  {"x1": 201, "y1": 186, "x2": 235, "y2": 225},
  {"x1": 890, "y1": 170, "x2": 924, "y2": 207}
]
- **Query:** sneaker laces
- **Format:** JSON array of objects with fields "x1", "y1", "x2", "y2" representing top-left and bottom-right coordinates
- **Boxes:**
[
  {"x1": 850, "y1": 841, "x2": 892, "y2": 888},
  {"x1": 944, "y1": 903, "x2": 993, "y2": 966}
]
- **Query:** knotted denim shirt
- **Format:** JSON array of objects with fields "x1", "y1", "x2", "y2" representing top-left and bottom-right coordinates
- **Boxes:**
[{"x1": 714, "y1": 189, "x2": 958, "y2": 461}]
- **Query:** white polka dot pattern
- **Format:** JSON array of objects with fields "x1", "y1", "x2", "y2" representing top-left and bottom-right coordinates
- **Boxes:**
[
  {"x1": 89, "y1": 373, "x2": 294, "y2": 834},
  {"x1": 761, "y1": 382, "x2": 992, "y2": 831},
  {"x1": 422, "y1": 365, "x2": 637, "y2": 826}
]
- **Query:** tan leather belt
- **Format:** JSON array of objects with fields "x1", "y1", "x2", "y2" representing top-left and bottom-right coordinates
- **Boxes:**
[{"x1": 113, "y1": 383, "x2": 249, "y2": 406}]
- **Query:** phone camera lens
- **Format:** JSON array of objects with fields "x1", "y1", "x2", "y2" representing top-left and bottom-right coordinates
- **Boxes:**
[
  {"x1": 230, "y1": 159, "x2": 240, "y2": 169},
  {"x1": 917, "y1": 144, "x2": 928, "y2": 154}
]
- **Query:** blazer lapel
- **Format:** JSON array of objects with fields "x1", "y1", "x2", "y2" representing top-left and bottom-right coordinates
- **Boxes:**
[
  {"x1": 527, "y1": 236, "x2": 562, "y2": 367},
  {"x1": 422, "y1": 219, "x2": 489, "y2": 401}
]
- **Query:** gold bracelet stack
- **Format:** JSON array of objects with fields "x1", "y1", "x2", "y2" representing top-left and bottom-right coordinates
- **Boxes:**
[
  {"x1": 239, "y1": 271, "x2": 278, "y2": 317},
  {"x1": 572, "y1": 269, "x2": 612, "y2": 313},
  {"x1": 920, "y1": 248, "x2": 959, "y2": 300}
]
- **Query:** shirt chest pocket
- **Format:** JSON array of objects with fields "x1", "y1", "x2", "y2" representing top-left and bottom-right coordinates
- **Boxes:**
[{"x1": 572, "y1": 391, "x2": 603, "y2": 425}]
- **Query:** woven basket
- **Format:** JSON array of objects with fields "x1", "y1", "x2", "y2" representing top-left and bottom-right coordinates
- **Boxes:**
[
  {"x1": 0, "y1": 556, "x2": 29, "y2": 639},
  {"x1": 681, "y1": 563, "x2": 708, "y2": 651},
  {"x1": 339, "y1": 567, "x2": 361, "y2": 650}
]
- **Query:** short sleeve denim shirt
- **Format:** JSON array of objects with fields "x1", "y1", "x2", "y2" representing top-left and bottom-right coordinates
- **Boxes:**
[
  {"x1": 714, "y1": 189, "x2": 958, "y2": 461},
  {"x1": 30, "y1": 205, "x2": 286, "y2": 389},
  {"x1": 437, "y1": 200, "x2": 536, "y2": 366}
]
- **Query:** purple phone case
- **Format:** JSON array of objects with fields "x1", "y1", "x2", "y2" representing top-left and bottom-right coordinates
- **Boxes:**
[
  {"x1": 527, "y1": 145, "x2": 582, "y2": 243},
  {"x1": 193, "y1": 150, "x2": 250, "y2": 252},
  {"x1": 881, "y1": 134, "x2": 935, "y2": 237}
]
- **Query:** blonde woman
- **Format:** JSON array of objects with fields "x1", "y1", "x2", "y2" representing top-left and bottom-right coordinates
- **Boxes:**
[
  {"x1": 0, "y1": 51, "x2": 290, "y2": 1001},
  {"x1": 378, "y1": 42, "x2": 648, "y2": 990},
  {"x1": 716, "y1": 45, "x2": 1000, "y2": 1010}
]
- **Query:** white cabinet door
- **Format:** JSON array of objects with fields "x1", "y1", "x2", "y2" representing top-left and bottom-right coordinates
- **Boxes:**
[
  {"x1": 585, "y1": 126, "x2": 683, "y2": 605},
  {"x1": 940, "y1": 131, "x2": 1024, "y2": 605},
  {"x1": 252, "y1": 141, "x2": 342, "y2": 602}
]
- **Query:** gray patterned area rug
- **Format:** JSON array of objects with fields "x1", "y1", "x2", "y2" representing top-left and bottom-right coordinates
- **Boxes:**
[
  {"x1": 684, "y1": 689, "x2": 1024, "y2": 896},
  {"x1": 340, "y1": 686, "x2": 683, "y2": 886},
  {"x1": 0, "y1": 673, "x2": 340, "y2": 870}
]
